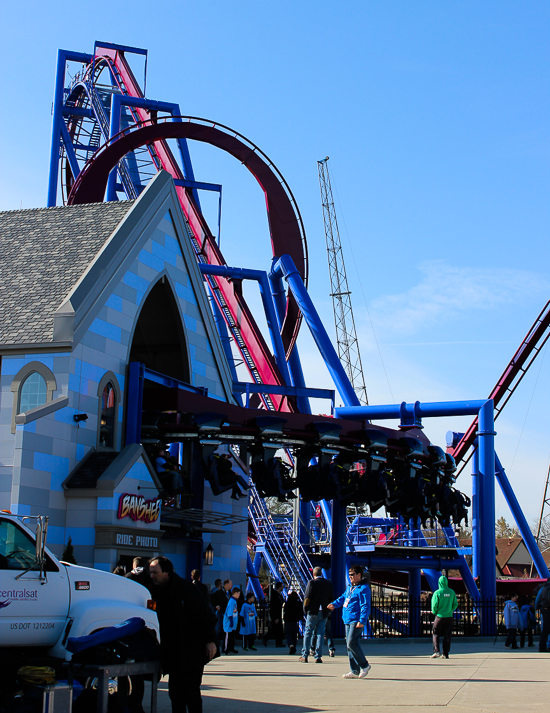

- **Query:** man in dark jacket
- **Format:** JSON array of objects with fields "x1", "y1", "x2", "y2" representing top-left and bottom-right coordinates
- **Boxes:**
[
  {"x1": 263, "y1": 582, "x2": 285, "y2": 647},
  {"x1": 211, "y1": 578, "x2": 232, "y2": 642},
  {"x1": 125, "y1": 557, "x2": 151, "y2": 589},
  {"x1": 535, "y1": 576, "x2": 550, "y2": 652},
  {"x1": 149, "y1": 556, "x2": 217, "y2": 713},
  {"x1": 299, "y1": 567, "x2": 334, "y2": 663}
]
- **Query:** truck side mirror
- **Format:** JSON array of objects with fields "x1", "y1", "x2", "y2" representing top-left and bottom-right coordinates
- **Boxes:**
[{"x1": 35, "y1": 516, "x2": 48, "y2": 567}]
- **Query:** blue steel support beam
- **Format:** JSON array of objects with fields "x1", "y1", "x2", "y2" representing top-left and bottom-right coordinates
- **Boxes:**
[
  {"x1": 198, "y1": 264, "x2": 292, "y2": 390},
  {"x1": 408, "y1": 568, "x2": 421, "y2": 636},
  {"x1": 270, "y1": 255, "x2": 360, "y2": 408},
  {"x1": 126, "y1": 361, "x2": 144, "y2": 445},
  {"x1": 336, "y1": 400, "x2": 488, "y2": 422},
  {"x1": 59, "y1": 121, "x2": 81, "y2": 181},
  {"x1": 247, "y1": 551, "x2": 265, "y2": 600},
  {"x1": 478, "y1": 401, "x2": 496, "y2": 604},
  {"x1": 48, "y1": 49, "x2": 93, "y2": 207},
  {"x1": 347, "y1": 555, "x2": 466, "y2": 570},
  {"x1": 478, "y1": 400, "x2": 496, "y2": 634},
  {"x1": 443, "y1": 526, "x2": 480, "y2": 601},
  {"x1": 107, "y1": 95, "x2": 199, "y2": 205},
  {"x1": 268, "y1": 265, "x2": 310, "y2": 414},
  {"x1": 412, "y1": 527, "x2": 441, "y2": 592},
  {"x1": 472, "y1": 447, "x2": 481, "y2": 579},
  {"x1": 331, "y1": 500, "x2": 348, "y2": 607},
  {"x1": 495, "y1": 453, "x2": 550, "y2": 579},
  {"x1": 208, "y1": 289, "x2": 242, "y2": 404}
]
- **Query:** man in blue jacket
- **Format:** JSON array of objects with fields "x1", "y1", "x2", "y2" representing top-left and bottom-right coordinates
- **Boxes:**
[{"x1": 328, "y1": 564, "x2": 371, "y2": 679}]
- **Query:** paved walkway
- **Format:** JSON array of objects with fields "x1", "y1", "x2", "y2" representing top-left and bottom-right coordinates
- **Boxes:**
[{"x1": 153, "y1": 640, "x2": 550, "y2": 713}]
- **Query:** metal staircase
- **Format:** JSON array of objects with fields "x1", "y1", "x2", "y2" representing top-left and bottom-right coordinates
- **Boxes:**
[{"x1": 248, "y1": 485, "x2": 313, "y2": 598}]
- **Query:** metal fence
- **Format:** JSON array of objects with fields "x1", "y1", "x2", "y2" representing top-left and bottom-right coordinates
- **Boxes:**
[{"x1": 254, "y1": 595, "x2": 515, "y2": 640}]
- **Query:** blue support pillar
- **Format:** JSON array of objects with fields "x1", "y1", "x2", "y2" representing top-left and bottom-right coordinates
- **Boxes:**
[
  {"x1": 268, "y1": 264, "x2": 311, "y2": 414},
  {"x1": 47, "y1": 49, "x2": 92, "y2": 207},
  {"x1": 125, "y1": 362, "x2": 144, "y2": 445},
  {"x1": 478, "y1": 400, "x2": 496, "y2": 635},
  {"x1": 408, "y1": 568, "x2": 421, "y2": 636},
  {"x1": 495, "y1": 453, "x2": 550, "y2": 579},
  {"x1": 472, "y1": 447, "x2": 481, "y2": 579},
  {"x1": 298, "y1": 499, "x2": 310, "y2": 547},
  {"x1": 247, "y1": 551, "x2": 265, "y2": 600},
  {"x1": 271, "y1": 256, "x2": 360, "y2": 408},
  {"x1": 331, "y1": 500, "x2": 348, "y2": 601}
]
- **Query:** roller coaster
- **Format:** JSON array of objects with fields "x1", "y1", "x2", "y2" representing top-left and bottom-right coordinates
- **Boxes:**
[{"x1": 49, "y1": 42, "x2": 550, "y2": 636}]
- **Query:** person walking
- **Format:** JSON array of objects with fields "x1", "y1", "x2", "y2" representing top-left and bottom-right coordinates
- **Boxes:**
[
  {"x1": 299, "y1": 566, "x2": 334, "y2": 663},
  {"x1": 211, "y1": 578, "x2": 232, "y2": 642},
  {"x1": 311, "y1": 613, "x2": 336, "y2": 658},
  {"x1": 430, "y1": 575, "x2": 458, "y2": 659},
  {"x1": 149, "y1": 556, "x2": 216, "y2": 713},
  {"x1": 263, "y1": 582, "x2": 285, "y2": 647},
  {"x1": 191, "y1": 569, "x2": 210, "y2": 602},
  {"x1": 535, "y1": 576, "x2": 550, "y2": 652},
  {"x1": 519, "y1": 596, "x2": 536, "y2": 648},
  {"x1": 503, "y1": 593, "x2": 521, "y2": 649},
  {"x1": 239, "y1": 592, "x2": 258, "y2": 650},
  {"x1": 223, "y1": 587, "x2": 242, "y2": 654},
  {"x1": 283, "y1": 590, "x2": 304, "y2": 654},
  {"x1": 328, "y1": 564, "x2": 371, "y2": 679},
  {"x1": 125, "y1": 556, "x2": 151, "y2": 713}
]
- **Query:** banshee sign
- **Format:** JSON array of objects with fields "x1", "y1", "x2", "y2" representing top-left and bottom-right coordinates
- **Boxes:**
[{"x1": 117, "y1": 493, "x2": 161, "y2": 524}]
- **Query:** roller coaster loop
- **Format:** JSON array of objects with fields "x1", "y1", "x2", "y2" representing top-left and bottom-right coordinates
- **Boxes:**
[{"x1": 68, "y1": 115, "x2": 308, "y2": 359}]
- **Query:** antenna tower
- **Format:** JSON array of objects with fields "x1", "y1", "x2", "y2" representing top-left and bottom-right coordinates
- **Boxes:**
[{"x1": 317, "y1": 157, "x2": 368, "y2": 405}]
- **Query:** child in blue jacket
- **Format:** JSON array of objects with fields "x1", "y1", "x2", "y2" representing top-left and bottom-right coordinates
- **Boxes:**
[
  {"x1": 223, "y1": 587, "x2": 241, "y2": 654},
  {"x1": 328, "y1": 564, "x2": 371, "y2": 679},
  {"x1": 239, "y1": 592, "x2": 258, "y2": 650},
  {"x1": 519, "y1": 596, "x2": 536, "y2": 648},
  {"x1": 503, "y1": 593, "x2": 521, "y2": 649}
]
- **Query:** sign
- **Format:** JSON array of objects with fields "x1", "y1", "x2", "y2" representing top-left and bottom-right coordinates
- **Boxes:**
[
  {"x1": 115, "y1": 532, "x2": 159, "y2": 548},
  {"x1": 117, "y1": 493, "x2": 161, "y2": 524}
]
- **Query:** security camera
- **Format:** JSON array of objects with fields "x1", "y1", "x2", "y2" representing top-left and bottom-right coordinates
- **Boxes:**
[{"x1": 73, "y1": 413, "x2": 88, "y2": 423}]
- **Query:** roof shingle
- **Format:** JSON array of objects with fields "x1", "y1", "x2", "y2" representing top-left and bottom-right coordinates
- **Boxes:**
[{"x1": 0, "y1": 201, "x2": 134, "y2": 345}]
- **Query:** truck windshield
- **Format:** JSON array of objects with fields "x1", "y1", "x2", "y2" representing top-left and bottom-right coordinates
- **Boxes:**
[{"x1": 0, "y1": 519, "x2": 39, "y2": 570}]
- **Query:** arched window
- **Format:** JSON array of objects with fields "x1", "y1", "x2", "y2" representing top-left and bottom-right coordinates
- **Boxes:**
[
  {"x1": 99, "y1": 382, "x2": 116, "y2": 449},
  {"x1": 97, "y1": 373, "x2": 120, "y2": 451},
  {"x1": 10, "y1": 361, "x2": 57, "y2": 434},
  {"x1": 18, "y1": 372, "x2": 48, "y2": 414}
]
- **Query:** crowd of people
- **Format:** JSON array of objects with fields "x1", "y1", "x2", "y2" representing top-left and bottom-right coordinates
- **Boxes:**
[{"x1": 112, "y1": 557, "x2": 550, "y2": 712}]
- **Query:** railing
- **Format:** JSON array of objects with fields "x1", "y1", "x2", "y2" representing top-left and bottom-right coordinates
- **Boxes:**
[
  {"x1": 252, "y1": 596, "x2": 514, "y2": 640},
  {"x1": 249, "y1": 485, "x2": 313, "y2": 599}
]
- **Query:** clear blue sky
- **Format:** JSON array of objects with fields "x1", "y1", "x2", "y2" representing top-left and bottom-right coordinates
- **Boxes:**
[{"x1": 1, "y1": 1, "x2": 549, "y2": 526}]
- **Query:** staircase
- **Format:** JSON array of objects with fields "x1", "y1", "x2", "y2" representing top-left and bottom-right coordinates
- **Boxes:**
[{"x1": 248, "y1": 485, "x2": 313, "y2": 598}]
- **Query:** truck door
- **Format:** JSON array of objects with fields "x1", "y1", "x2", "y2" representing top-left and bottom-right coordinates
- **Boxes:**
[{"x1": 0, "y1": 517, "x2": 70, "y2": 647}]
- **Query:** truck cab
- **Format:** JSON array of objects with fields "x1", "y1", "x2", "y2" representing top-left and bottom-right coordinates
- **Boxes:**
[{"x1": 0, "y1": 513, "x2": 159, "y2": 658}]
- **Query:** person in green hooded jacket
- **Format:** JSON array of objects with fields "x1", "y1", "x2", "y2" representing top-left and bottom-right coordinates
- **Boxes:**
[{"x1": 430, "y1": 575, "x2": 458, "y2": 659}]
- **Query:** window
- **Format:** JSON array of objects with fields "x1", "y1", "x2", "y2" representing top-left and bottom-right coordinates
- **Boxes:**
[
  {"x1": 99, "y1": 382, "x2": 116, "y2": 448},
  {"x1": 0, "y1": 519, "x2": 38, "y2": 570},
  {"x1": 10, "y1": 361, "x2": 57, "y2": 434},
  {"x1": 97, "y1": 373, "x2": 120, "y2": 451},
  {"x1": 18, "y1": 372, "x2": 48, "y2": 414}
]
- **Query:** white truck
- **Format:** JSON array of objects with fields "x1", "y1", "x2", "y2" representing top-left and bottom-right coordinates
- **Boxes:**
[{"x1": 0, "y1": 512, "x2": 159, "y2": 659}]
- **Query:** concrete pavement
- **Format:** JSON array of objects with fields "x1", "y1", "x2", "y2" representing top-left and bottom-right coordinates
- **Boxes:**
[{"x1": 152, "y1": 639, "x2": 550, "y2": 712}]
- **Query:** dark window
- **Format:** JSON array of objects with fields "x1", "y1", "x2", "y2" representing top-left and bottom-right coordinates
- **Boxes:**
[{"x1": 99, "y1": 382, "x2": 116, "y2": 448}]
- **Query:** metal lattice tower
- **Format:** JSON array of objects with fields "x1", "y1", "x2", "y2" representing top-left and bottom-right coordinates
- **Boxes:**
[{"x1": 317, "y1": 157, "x2": 368, "y2": 405}]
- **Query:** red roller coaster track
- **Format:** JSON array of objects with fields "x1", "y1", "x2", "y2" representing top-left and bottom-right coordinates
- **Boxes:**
[{"x1": 68, "y1": 47, "x2": 308, "y2": 411}]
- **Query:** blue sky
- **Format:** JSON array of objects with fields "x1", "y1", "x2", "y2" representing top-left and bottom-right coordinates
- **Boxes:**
[{"x1": 1, "y1": 1, "x2": 549, "y2": 526}]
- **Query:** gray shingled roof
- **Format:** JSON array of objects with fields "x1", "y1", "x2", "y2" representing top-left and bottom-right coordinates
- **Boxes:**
[{"x1": 0, "y1": 201, "x2": 134, "y2": 345}]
